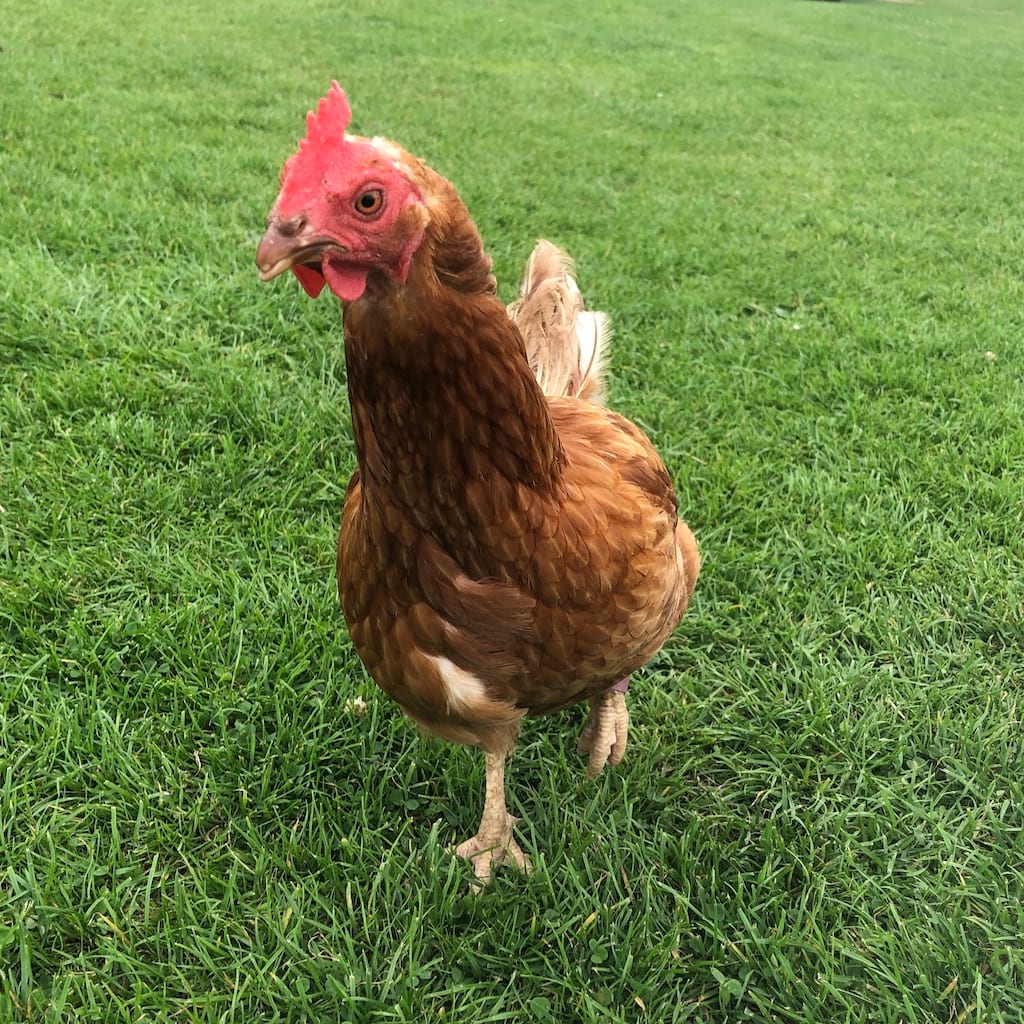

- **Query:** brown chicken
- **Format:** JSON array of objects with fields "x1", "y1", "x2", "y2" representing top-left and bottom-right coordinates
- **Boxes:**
[{"x1": 256, "y1": 83, "x2": 700, "y2": 883}]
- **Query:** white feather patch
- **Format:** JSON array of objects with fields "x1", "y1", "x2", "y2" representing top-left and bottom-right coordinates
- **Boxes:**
[
  {"x1": 369, "y1": 136, "x2": 404, "y2": 161},
  {"x1": 432, "y1": 655, "x2": 489, "y2": 713}
]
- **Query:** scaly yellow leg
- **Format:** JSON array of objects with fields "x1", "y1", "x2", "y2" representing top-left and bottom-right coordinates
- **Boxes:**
[{"x1": 453, "y1": 750, "x2": 532, "y2": 885}]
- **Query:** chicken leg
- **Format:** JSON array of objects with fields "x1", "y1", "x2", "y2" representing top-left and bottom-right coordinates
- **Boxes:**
[
  {"x1": 576, "y1": 677, "x2": 630, "y2": 779},
  {"x1": 453, "y1": 749, "x2": 532, "y2": 885}
]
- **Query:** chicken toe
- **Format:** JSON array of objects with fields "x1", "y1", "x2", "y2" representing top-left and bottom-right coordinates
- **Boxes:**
[
  {"x1": 453, "y1": 820, "x2": 532, "y2": 885},
  {"x1": 452, "y1": 749, "x2": 532, "y2": 886},
  {"x1": 577, "y1": 682, "x2": 630, "y2": 779}
]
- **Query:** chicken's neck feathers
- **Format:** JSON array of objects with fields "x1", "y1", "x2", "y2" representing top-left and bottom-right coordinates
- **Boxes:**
[{"x1": 342, "y1": 208, "x2": 564, "y2": 546}]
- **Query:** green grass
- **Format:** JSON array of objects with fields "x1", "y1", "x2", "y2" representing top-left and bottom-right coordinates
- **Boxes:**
[{"x1": 2, "y1": 0, "x2": 1024, "y2": 1019}]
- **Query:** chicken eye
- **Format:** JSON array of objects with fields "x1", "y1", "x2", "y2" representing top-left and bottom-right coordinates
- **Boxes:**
[{"x1": 354, "y1": 189, "x2": 385, "y2": 216}]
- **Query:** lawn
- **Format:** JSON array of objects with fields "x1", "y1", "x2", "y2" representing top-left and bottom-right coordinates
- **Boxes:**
[{"x1": 2, "y1": 0, "x2": 1024, "y2": 1020}]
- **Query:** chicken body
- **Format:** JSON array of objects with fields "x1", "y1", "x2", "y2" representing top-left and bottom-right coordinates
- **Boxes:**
[{"x1": 257, "y1": 84, "x2": 699, "y2": 882}]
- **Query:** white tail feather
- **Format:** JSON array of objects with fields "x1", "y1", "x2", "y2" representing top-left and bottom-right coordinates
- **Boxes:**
[
  {"x1": 507, "y1": 240, "x2": 611, "y2": 403},
  {"x1": 574, "y1": 310, "x2": 610, "y2": 399}
]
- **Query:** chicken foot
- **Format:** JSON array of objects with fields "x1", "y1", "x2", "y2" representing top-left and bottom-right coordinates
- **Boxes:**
[
  {"x1": 453, "y1": 749, "x2": 532, "y2": 885},
  {"x1": 576, "y1": 677, "x2": 630, "y2": 779}
]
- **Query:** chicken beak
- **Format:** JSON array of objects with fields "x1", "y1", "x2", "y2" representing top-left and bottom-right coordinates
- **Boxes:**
[{"x1": 256, "y1": 221, "x2": 301, "y2": 282}]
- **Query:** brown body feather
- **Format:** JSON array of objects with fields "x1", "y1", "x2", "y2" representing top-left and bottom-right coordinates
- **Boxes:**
[{"x1": 335, "y1": 159, "x2": 699, "y2": 753}]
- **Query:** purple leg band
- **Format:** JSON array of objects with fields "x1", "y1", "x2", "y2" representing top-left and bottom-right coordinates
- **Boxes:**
[{"x1": 612, "y1": 676, "x2": 630, "y2": 694}]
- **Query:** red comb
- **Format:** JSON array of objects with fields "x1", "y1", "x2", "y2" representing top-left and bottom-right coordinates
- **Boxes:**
[
  {"x1": 276, "y1": 82, "x2": 360, "y2": 216},
  {"x1": 302, "y1": 81, "x2": 352, "y2": 146}
]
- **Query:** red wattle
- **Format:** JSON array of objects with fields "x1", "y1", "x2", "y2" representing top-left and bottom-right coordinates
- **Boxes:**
[
  {"x1": 323, "y1": 261, "x2": 370, "y2": 303},
  {"x1": 292, "y1": 264, "x2": 327, "y2": 298}
]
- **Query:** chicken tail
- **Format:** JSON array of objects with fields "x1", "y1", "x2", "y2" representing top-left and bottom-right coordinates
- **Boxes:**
[{"x1": 507, "y1": 240, "x2": 610, "y2": 404}]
